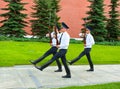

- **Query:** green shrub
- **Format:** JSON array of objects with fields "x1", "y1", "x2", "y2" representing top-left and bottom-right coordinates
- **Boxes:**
[
  {"x1": 0, "y1": 35, "x2": 10, "y2": 41},
  {"x1": 96, "y1": 41, "x2": 120, "y2": 46},
  {"x1": 0, "y1": 35, "x2": 120, "y2": 46},
  {"x1": 70, "y1": 39, "x2": 82, "y2": 44}
]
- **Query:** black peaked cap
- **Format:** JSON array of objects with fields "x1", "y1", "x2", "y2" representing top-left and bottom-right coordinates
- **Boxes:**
[{"x1": 62, "y1": 22, "x2": 69, "y2": 29}]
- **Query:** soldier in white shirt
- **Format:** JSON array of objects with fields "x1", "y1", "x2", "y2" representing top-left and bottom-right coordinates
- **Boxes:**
[
  {"x1": 35, "y1": 22, "x2": 71, "y2": 78},
  {"x1": 29, "y1": 26, "x2": 62, "y2": 72},
  {"x1": 68, "y1": 26, "x2": 95, "y2": 71}
]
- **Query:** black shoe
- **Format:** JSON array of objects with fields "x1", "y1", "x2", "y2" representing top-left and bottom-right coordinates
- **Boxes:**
[
  {"x1": 62, "y1": 75, "x2": 71, "y2": 78},
  {"x1": 34, "y1": 65, "x2": 43, "y2": 71},
  {"x1": 86, "y1": 69, "x2": 94, "y2": 72},
  {"x1": 68, "y1": 61, "x2": 72, "y2": 65},
  {"x1": 54, "y1": 69, "x2": 62, "y2": 72},
  {"x1": 29, "y1": 60, "x2": 36, "y2": 65}
]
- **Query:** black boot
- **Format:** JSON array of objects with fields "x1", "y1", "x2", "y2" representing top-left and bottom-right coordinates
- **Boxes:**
[
  {"x1": 34, "y1": 65, "x2": 43, "y2": 71},
  {"x1": 29, "y1": 60, "x2": 36, "y2": 65},
  {"x1": 54, "y1": 69, "x2": 62, "y2": 72},
  {"x1": 62, "y1": 75, "x2": 71, "y2": 78},
  {"x1": 86, "y1": 68, "x2": 94, "y2": 72},
  {"x1": 68, "y1": 61, "x2": 72, "y2": 65}
]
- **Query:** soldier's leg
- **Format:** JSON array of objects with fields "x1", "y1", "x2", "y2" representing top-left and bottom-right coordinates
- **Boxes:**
[
  {"x1": 85, "y1": 48, "x2": 94, "y2": 70},
  {"x1": 33, "y1": 47, "x2": 57, "y2": 64},
  {"x1": 39, "y1": 51, "x2": 62, "y2": 71},
  {"x1": 69, "y1": 49, "x2": 86, "y2": 65},
  {"x1": 60, "y1": 49, "x2": 71, "y2": 78},
  {"x1": 53, "y1": 51, "x2": 62, "y2": 71}
]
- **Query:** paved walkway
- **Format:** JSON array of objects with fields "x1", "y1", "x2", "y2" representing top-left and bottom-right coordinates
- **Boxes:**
[{"x1": 0, "y1": 65, "x2": 120, "y2": 89}]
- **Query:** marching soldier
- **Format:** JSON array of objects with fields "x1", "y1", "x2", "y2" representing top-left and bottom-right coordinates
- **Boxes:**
[
  {"x1": 35, "y1": 22, "x2": 71, "y2": 78},
  {"x1": 68, "y1": 26, "x2": 95, "y2": 71},
  {"x1": 29, "y1": 26, "x2": 62, "y2": 72}
]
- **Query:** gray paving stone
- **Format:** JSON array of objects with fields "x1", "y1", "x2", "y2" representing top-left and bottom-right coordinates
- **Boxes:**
[{"x1": 0, "y1": 65, "x2": 120, "y2": 89}]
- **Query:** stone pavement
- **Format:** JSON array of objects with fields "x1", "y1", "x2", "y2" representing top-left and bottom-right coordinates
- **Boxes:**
[{"x1": 0, "y1": 65, "x2": 120, "y2": 89}]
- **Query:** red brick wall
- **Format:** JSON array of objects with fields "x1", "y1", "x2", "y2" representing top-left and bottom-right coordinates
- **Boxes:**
[
  {"x1": 0, "y1": 0, "x2": 117, "y2": 38},
  {"x1": 58, "y1": 0, "x2": 90, "y2": 38}
]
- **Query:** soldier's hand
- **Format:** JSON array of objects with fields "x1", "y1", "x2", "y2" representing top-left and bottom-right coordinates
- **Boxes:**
[
  {"x1": 84, "y1": 44, "x2": 86, "y2": 47},
  {"x1": 50, "y1": 43, "x2": 52, "y2": 46},
  {"x1": 56, "y1": 45, "x2": 60, "y2": 48},
  {"x1": 46, "y1": 33, "x2": 50, "y2": 37}
]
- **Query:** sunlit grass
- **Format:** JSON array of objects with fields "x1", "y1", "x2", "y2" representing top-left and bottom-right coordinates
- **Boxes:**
[
  {"x1": 56, "y1": 82, "x2": 120, "y2": 89},
  {"x1": 0, "y1": 41, "x2": 120, "y2": 66}
]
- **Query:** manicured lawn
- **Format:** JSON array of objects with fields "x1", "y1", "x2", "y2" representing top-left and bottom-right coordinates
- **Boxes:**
[
  {"x1": 56, "y1": 82, "x2": 120, "y2": 89},
  {"x1": 0, "y1": 41, "x2": 120, "y2": 66}
]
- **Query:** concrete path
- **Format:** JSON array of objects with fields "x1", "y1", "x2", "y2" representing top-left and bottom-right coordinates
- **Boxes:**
[{"x1": 0, "y1": 65, "x2": 120, "y2": 89}]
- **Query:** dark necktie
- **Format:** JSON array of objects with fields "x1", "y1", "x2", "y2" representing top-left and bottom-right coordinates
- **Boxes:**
[
  {"x1": 84, "y1": 34, "x2": 87, "y2": 44},
  {"x1": 59, "y1": 33, "x2": 63, "y2": 44}
]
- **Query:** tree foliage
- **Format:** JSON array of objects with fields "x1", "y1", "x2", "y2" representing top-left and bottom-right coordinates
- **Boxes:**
[
  {"x1": 84, "y1": 0, "x2": 107, "y2": 42},
  {"x1": 30, "y1": 0, "x2": 61, "y2": 38},
  {"x1": 106, "y1": 0, "x2": 120, "y2": 41},
  {"x1": 0, "y1": 0, "x2": 28, "y2": 37}
]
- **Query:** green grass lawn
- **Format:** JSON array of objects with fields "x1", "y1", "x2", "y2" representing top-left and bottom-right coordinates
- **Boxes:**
[
  {"x1": 0, "y1": 41, "x2": 120, "y2": 66},
  {"x1": 56, "y1": 82, "x2": 120, "y2": 89}
]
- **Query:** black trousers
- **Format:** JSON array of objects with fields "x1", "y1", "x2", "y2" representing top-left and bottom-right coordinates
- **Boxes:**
[
  {"x1": 71, "y1": 48, "x2": 93, "y2": 69},
  {"x1": 34, "y1": 47, "x2": 62, "y2": 70},
  {"x1": 40, "y1": 49, "x2": 71, "y2": 76}
]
